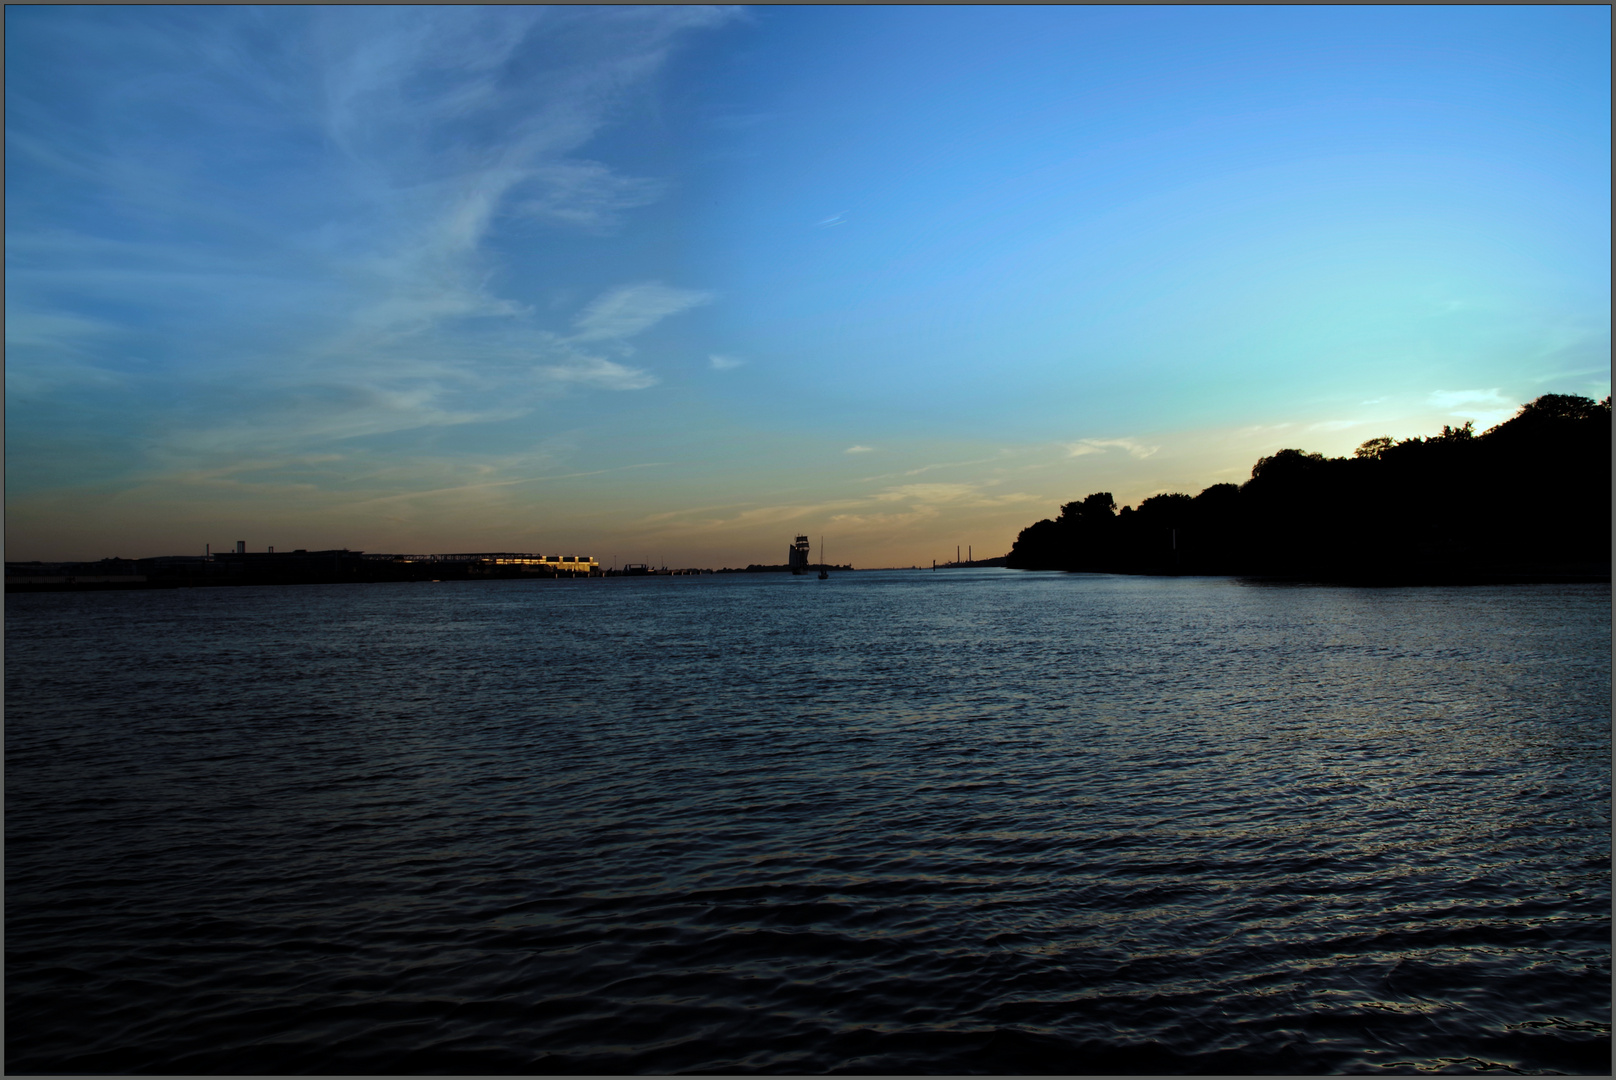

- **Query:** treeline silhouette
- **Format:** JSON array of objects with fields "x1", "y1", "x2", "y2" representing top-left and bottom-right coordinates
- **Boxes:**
[{"x1": 1005, "y1": 394, "x2": 1611, "y2": 582}]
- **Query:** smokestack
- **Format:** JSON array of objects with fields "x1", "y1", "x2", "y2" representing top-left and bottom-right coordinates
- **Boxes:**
[{"x1": 236, "y1": 540, "x2": 246, "y2": 554}]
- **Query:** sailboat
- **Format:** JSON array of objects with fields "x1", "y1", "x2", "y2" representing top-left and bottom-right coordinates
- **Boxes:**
[{"x1": 818, "y1": 537, "x2": 829, "y2": 579}]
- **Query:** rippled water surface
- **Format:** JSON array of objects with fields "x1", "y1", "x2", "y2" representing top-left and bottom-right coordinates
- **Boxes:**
[{"x1": 7, "y1": 571, "x2": 1610, "y2": 1073}]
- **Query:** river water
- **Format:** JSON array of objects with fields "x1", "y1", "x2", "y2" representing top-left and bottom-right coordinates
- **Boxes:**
[{"x1": 6, "y1": 570, "x2": 1610, "y2": 1073}]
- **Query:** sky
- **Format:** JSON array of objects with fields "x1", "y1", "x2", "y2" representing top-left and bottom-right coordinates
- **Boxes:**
[{"x1": 6, "y1": 5, "x2": 1610, "y2": 567}]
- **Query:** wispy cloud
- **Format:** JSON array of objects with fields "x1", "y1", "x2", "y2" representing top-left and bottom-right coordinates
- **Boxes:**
[
  {"x1": 853, "y1": 451, "x2": 1017, "y2": 484},
  {"x1": 872, "y1": 482, "x2": 1039, "y2": 508},
  {"x1": 1232, "y1": 422, "x2": 1296, "y2": 439},
  {"x1": 1062, "y1": 437, "x2": 1160, "y2": 459},
  {"x1": 874, "y1": 482, "x2": 978, "y2": 503},
  {"x1": 5, "y1": 6, "x2": 736, "y2": 487},
  {"x1": 516, "y1": 161, "x2": 665, "y2": 231},
  {"x1": 1429, "y1": 387, "x2": 1514, "y2": 428},
  {"x1": 1428, "y1": 388, "x2": 1507, "y2": 411},
  {"x1": 540, "y1": 356, "x2": 659, "y2": 391},
  {"x1": 844, "y1": 444, "x2": 874, "y2": 453},
  {"x1": 572, "y1": 282, "x2": 713, "y2": 341},
  {"x1": 710, "y1": 354, "x2": 745, "y2": 370}
]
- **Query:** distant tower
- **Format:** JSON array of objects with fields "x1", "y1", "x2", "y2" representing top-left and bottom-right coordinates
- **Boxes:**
[{"x1": 789, "y1": 535, "x2": 810, "y2": 572}]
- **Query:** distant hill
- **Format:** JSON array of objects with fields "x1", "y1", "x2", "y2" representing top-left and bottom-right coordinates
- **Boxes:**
[{"x1": 1004, "y1": 394, "x2": 1611, "y2": 583}]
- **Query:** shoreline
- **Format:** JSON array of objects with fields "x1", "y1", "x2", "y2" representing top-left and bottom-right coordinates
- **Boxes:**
[{"x1": 9, "y1": 563, "x2": 1607, "y2": 593}]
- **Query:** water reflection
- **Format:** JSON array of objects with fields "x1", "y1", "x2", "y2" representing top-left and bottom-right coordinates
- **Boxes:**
[{"x1": 5, "y1": 573, "x2": 1609, "y2": 1073}]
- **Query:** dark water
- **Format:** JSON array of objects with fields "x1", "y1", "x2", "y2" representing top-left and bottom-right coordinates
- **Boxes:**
[{"x1": 6, "y1": 570, "x2": 1610, "y2": 1074}]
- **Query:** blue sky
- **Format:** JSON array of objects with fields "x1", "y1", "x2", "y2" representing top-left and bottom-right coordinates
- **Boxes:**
[{"x1": 7, "y1": 6, "x2": 1609, "y2": 565}]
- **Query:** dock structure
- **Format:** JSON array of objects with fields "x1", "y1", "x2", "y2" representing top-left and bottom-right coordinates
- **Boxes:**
[
  {"x1": 366, "y1": 551, "x2": 597, "y2": 572},
  {"x1": 460, "y1": 553, "x2": 599, "y2": 576},
  {"x1": 615, "y1": 564, "x2": 714, "y2": 576}
]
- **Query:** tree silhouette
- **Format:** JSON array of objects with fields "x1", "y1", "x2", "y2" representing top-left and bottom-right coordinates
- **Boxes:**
[
  {"x1": 1354, "y1": 436, "x2": 1395, "y2": 460},
  {"x1": 1005, "y1": 393, "x2": 1609, "y2": 581}
]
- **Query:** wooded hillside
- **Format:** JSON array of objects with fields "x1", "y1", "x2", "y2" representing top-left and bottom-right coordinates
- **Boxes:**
[{"x1": 1005, "y1": 394, "x2": 1611, "y2": 582}]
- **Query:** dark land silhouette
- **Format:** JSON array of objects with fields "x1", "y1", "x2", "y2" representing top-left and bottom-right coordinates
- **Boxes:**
[
  {"x1": 4, "y1": 550, "x2": 859, "y2": 592},
  {"x1": 1005, "y1": 394, "x2": 1612, "y2": 583},
  {"x1": 4, "y1": 551, "x2": 608, "y2": 592},
  {"x1": 935, "y1": 556, "x2": 1010, "y2": 569}
]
